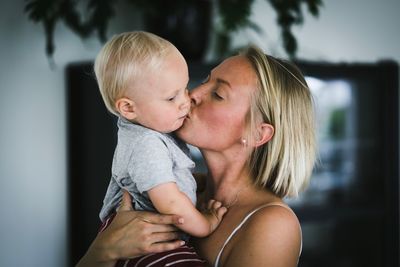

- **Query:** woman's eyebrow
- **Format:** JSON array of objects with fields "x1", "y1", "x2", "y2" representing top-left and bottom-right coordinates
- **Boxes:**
[{"x1": 216, "y1": 78, "x2": 231, "y2": 88}]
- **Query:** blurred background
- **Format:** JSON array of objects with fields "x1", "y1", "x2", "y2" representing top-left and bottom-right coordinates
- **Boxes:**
[{"x1": 0, "y1": 0, "x2": 399, "y2": 266}]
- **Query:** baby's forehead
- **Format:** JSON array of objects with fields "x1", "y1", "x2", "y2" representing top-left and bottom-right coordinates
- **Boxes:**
[
  {"x1": 125, "y1": 47, "x2": 188, "y2": 95},
  {"x1": 126, "y1": 73, "x2": 179, "y2": 98},
  {"x1": 136, "y1": 48, "x2": 181, "y2": 75}
]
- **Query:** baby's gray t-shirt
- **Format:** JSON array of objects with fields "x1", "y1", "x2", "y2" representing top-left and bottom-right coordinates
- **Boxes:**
[{"x1": 99, "y1": 117, "x2": 196, "y2": 222}]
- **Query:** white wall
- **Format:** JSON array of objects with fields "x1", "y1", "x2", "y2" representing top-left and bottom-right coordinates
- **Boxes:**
[
  {"x1": 0, "y1": 0, "x2": 398, "y2": 266},
  {"x1": 0, "y1": 1, "x2": 141, "y2": 266},
  {"x1": 229, "y1": 0, "x2": 400, "y2": 62}
]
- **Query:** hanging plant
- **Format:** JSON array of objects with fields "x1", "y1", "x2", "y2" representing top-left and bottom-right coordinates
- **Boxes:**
[{"x1": 24, "y1": 0, "x2": 323, "y2": 60}]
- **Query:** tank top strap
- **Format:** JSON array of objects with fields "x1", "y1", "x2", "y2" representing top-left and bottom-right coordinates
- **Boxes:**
[{"x1": 214, "y1": 202, "x2": 300, "y2": 267}]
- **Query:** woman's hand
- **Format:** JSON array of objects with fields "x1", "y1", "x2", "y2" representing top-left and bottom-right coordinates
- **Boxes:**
[{"x1": 76, "y1": 191, "x2": 184, "y2": 267}]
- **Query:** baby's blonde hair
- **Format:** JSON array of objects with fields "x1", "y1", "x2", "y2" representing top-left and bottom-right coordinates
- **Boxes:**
[
  {"x1": 242, "y1": 45, "x2": 317, "y2": 198},
  {"x1": 94, "y1": 31, "x2": 176, "y2": 116}
]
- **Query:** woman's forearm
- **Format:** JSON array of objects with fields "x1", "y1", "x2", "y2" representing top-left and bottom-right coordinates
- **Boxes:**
[
  {"x1": 75, "y1": 224, "x2": 120, "y2": 267},
  {"x1": 76, "y1": 254, "x2": 115, "y2": 267},
  {"x1": 76, "y1": 242, "x2": 116, "y2": 267}
]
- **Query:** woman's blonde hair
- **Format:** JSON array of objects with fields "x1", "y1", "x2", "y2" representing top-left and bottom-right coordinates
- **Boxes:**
[
  {"x1": 241, "y1": 45, "x2": 317, "y2": 198},
  {"x1": 94, "y1": 31, "x2": 175, "y2": 116}
]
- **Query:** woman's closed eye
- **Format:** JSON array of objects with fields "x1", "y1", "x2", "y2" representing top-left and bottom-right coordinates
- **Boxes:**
[{"x1": 212, "y1": 90, "x2": 224, "y2": 100}]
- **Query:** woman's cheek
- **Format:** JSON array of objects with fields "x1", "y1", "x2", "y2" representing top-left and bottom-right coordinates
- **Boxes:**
[{"x1": 204, "y1": 110, "x2": 244, "y2": 145}]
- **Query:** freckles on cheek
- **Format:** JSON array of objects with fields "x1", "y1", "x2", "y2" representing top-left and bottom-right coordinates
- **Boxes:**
[
  {"x1": 204, "y1": 112, "x2": 221, "y2": 127},
  {"x1": 200, "y1": 107, "x2": 226, "y2": 129},
  {"x1": 204, "y1": 109, "x2": 244, "y2": 137}
]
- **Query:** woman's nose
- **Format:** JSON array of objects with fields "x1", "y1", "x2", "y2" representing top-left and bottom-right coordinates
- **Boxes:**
[
  {"x1": 189, "y1": 86, "x2": 203, "y2": 106},
  {"x1": 180, "y1": 89, "x2": 191, "y2": 110}
]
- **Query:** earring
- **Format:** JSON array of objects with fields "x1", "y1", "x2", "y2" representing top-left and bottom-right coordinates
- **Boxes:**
[{"x1": 241, "y1": 138, "x2": 247, "y2": 145}]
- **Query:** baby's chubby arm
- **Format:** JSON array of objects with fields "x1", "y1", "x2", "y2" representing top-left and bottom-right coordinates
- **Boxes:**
[{"x1": 148, "y1": 182, "x2": 227, "y2": 237}]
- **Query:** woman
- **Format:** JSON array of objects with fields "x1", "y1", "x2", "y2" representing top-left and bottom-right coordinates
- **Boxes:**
[{"x1": 77, "y1": 45, "x2": 316, "y2": 267}]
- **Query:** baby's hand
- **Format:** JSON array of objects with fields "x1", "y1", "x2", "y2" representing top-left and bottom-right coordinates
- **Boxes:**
[{"x1": 203, "y1": 199, "x2": 228, "y2": 233}]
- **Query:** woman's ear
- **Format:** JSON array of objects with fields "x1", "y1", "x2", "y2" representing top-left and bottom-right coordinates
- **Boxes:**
[
  {"x1": 115, "y1": 97, "x2": 137, "y2": 120},
  {"x1": 254, "y1": 123, "x2": 274, "y2": 147}
]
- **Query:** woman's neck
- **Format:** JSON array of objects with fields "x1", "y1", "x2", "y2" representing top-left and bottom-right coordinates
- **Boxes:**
[{"x1": 202, "y1": 150, "x2": 254, "y2": 207}]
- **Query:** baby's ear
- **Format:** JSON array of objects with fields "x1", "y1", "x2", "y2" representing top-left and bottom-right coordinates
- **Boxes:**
[{"x1": 115, "y1": 97, "x2": 137, "y2": 120}]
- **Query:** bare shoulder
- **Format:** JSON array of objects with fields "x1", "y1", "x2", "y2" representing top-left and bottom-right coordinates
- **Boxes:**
[
  {"x1": 248, "y1": 204, "x2": 301, "y2": 234},
  {"x1": 224, "y1": 204, "x2": 301, "y2": 267}
]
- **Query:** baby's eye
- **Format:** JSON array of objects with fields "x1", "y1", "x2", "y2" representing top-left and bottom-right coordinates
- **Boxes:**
[{"x1": 167, "y1": 95, "x2": 176, "y2": 101}]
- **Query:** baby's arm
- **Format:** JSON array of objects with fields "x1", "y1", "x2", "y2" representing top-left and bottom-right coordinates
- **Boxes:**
[{"x1": 148, "y1": 182, "x2": 227, "y2": 237}]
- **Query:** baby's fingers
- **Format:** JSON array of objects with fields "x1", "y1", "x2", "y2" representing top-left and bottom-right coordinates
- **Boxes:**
[
  {"x1": 207, "y1": 199, "x2": 216, "y2": 210},
  {"x1": 215, "y1": 205, "x2": 228, "y2": 220},
  {"x1": 207, "y1": 199, "x2": 224, "y2": 210},
  {"x1": 208, "y1": 199, "x2": 228, "y2": 221}
]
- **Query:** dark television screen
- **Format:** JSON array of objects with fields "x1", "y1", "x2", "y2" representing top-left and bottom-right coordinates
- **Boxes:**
[
  {"x1": 294, "y1": 61, "x2": 399, "y2": 267},
  {"x1": 67, "y1": 60, "x2": 399, "y2": 267}
]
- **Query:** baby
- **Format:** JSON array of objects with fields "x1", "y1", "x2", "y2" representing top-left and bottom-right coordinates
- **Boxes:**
[{"x1": 94, "y1": 31, "x2": 227, "y2": 244}]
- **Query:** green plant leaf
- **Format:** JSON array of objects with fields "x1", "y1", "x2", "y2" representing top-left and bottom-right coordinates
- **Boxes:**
[
  {"x1": 268, "y1": 0, "x2": 322, "y2": 58},
  {"x1": 24, "y1": 0, "x2": 323, "y2": 61},
  {"x1": 217, "y1": 0, "x2": 254, "y2": 31},
  {"x1": 61, "y1": 0, "x2": 90, "y2": 38},
  {"x1": 87, "y1": 0, "x2": 116, "y2": 41},
  {"x1": 25, "y1": 0, "x2": 60, "y2": 22}
]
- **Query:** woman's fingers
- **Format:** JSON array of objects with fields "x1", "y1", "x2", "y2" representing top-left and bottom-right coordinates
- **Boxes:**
[
  {"x1": 125, "y1": 212, "x2": 185, "y2": 242},
  {"x1": 127, "y1": 216, "x2": 178, "y2": 234},
  {"x1": 117, "y1": 191, "x2": 183, "y2": 226},
  {"x1": 89, "y1": 205, "x2": 185, "y2": 261},
  {"x1": 150, "y1": 231, "x2": 182, "y2": 243},
  {"x1": 122, "y1": 217, "x2": 184, "y2": 255},
  {"x1": 134, "y1": 211, "x2": 184, "y2": 226},
  {"x1": 111, "y1": 195, "x2": 186, "y2": 256},
  {"x1": 148, "y1": 240, "x2": 185, "y2": 254},
  {"x1": 102, "y1": 215, "x2": 183, "y2": 258}
]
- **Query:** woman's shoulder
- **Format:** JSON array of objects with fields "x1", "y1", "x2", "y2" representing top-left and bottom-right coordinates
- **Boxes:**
[
  {"x1": 251, "y1": 202, "x2": 299, "y2": 221},
  {"x1": 224, "y1": 203, "x2": 301, "y2": 266},
  {"x1": 244, "y1": 203, "x2": 301, "y2": 238}
]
